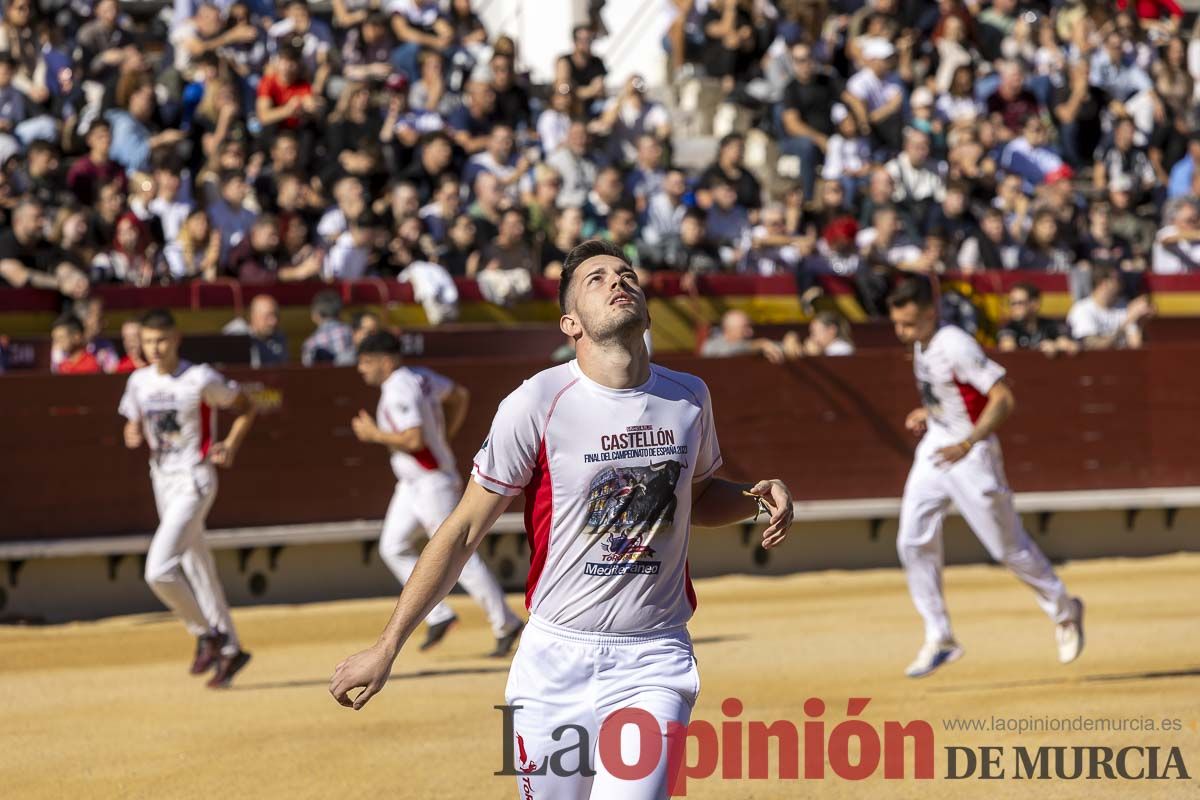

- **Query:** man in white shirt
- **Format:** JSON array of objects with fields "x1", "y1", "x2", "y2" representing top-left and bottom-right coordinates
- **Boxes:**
[
  {"x1": 351, "y1": 331, "x2": 524, "y2": 654},
  {"x1": 844, "y1": 37, "x2": 904, "y2": 151},
  {"x1": 119, "y1": 309, "x2": 258, "y2": 688},
  {"x1": 1151, "y1": 200, "x2": 1200, "y2": 275},
  {"x1": 888, "y1": 278, "x2": 1082, "y2": 678},
  {"x1": 1067, "y1": 264, "x2": 1153, "y2": 349},
  {"x1": 330, "y1": 241, "x2": 795, "y2": 797}
]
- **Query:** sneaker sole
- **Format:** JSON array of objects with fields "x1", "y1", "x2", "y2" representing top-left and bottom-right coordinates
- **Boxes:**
[
  {"x1": 419, "y1": 618, "x2": 458, "y2": 651},
  {"x1": 906, "y1": 645, "x2": 964, "y2": 679},
  {"x1": 207, "y1": 652, "x2": 252, "y2": 689}
]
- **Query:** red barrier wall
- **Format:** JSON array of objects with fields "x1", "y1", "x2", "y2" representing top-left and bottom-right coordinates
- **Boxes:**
[{"x1": 2, "y1": 348, "x2": 1198, "y2": 541}]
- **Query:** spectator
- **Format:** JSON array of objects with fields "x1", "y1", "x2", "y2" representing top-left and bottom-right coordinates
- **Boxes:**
[
  {"x1": 546, "y1": 120, "x2": 598, "y2": 209},
  {"x1": 115, "y1": 319, "x2": 145, "y2": 373},
  {"x1": 651, "y1": 208, "x2": 721, "y2": 274},
  {"x1": 227, "y1": 215, "x2": 285, "y2": 283},
  {"x1": 539, "y1": 206, "x2": 583, "y2": 278},
  {"x1": 1067, "y1": 265, "x2": 1153, "y2": 349},
  {"x1": 78, "y1": 296, "x2": 121, "y2": 373},
  {"x1": 523, "y1": 166, "x2": 561, "y2": 242},
  {"x1": 387, "y1": 0, "x2": 452, "y2": 82},
  {"x1": 341, "y1": 13, "x2": 395, "y2": 84},
  {"x1": 92, "y1": 212, "x2": 161, "y2": 286},
  {"x1": 885, "y1": 128, "x2": 945, "y2": 229},
  {"x1": 705, "y1": 179, "x2": 751, "y2": 256},
  {"x1": 269, "y1": 0, "x2": 334, "y2": 77},
  {"x1": 225, "y1": 293, "x2": 288, "y2": 366},
  {"x1": 301, "y1": 290, "x2": 356, "y2": 366},
  {"x1": 844, "y1": 37, "x2": 905, "y2": 153},
  {"x1": 998, "y1": 282, "x2": 1078, "y2": 356},
  {"x1": 207, "y1": 170, "x2": 258, "y2": 267},
  {"x1": 464, "y1": 123, "x2": 530, "y2": 200},
  {"x1": 623, "y1": 134, "x2": 666, "y2": 213},
  {"x1": 555, "y1": 24, "x2": 606, "y2": 107},
  {"x1": 998, "y1": 116, "x2": 1070, "y2": 193},
  {"x1": 1078, "y1": 202, "x2": 1137, "y2": 274},
  {"x1": 782, "y1": 311, "x2": 856, "y2": 358},
  {"x1": 439, "y1": 214, "x2": 480, "y2": 277},
  {"x1": 256, "y1": 43, "x2": 325, "y2": 136},
  {"x1": 538, "y1": 81, "x2": 576, "y2": 157},
  {"x1": 350, "y1": 309, "x2": 382, "y2": 348},
  {"x1": 701, "y1": 309, "x2": 785, "y2": 364},
  {"x1": 66, "y1": 121, "x2": 127, "y2": 207},
  {"x1": 1052, "y1": 59, "x2": 1104, "y2": 169},
  {"x1": 779, "y1": 41, "x2": 843, "y2": 204},
  {"x1": 317, "y1": 176, "x2": 366, "y2": 245},
  {"x1": 641, "y1": 169, "x2": 688, "y2": 249},
  {"x1": 148, "y1": 160, "x2": 192, "y2": 247},
  {"x1": 165, "y1": 208, "x2": 221, "y2": 281},
  {"x1": 398, "y1": 131, "x2": 456, "y2": 204},
  {"x1": 0, "y1": 200, "x2": 89, "y2": 297},
  {"x1": 1167, "y1": 132, "x2": 1200, "y2": 200},
  {"x1": 1151, "y1": 199, "x2": 1200, "y2": 274},
  {"x1": 1019, "y1": 209, "x2": 1074, "y2": 272},
  {"x1": 986, "y1": 61, "x2": 1040, "y2": 138},
  {"x1": 1093, "y1": 118, "x2": 1156, "y2": 203},
  {"x1": 323, "y1": 212, "x2": 377, "y2": 280},
  {"x1": 698, "y1": 133, "x2": 762, "y2": 215},
  {"x1": 50, "y1": 313, "x2": 101, "y2": 375},
  {"x1": 1107, "y1": 177, "x2": 1157, "y2": 256},
  {"x1": 582, "y1": 166, "x2": 627, "y2": 237},
  {"x1": 958, "y1": 207, "x2": 1020, "y2": 272},
  {"x1": 1089, "y1": 30, "x2": 1151, "y2": 104},
  {"x1": 741, "y1": 203, "x2": 804, "y2": 276},
  {"x1": 76, "y1": 0, "x2": 138, "y2": 84},
  {"x1": 487, "y1": 52, "x2": 532, "y2": 133},
  {"x1": 590, "y1": 75, "x2": 671, "y2": 166},
  {"x1": 700, "y1": 0, "x2": 764, "y2": 94},
  {"x1": 419, "y1": 174, "x2": 462, "y2": 244},
  {"x1": 467, "y1": 171, "x2": 505, "y2": 243},
  {"x1": 475, "y1": 207, "x2": 533, "y2": 305},
  {"x1": 446, "y1": 80, "x2": 497, "y2": 155},
  {"x1": 820, "y1": 103, "x2": 871, "y2": 206},
  {"x1": 600, "y1": 206, "x2": 641, "y2": 269}
]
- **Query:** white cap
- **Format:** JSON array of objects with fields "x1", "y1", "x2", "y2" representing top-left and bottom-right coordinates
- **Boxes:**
[
  {"x1": 860, "y1": 37, "x2": 895, "y2": 61},
  {"x1": 910, "y1": 87, "x2": 934, "y2": 108},
  {"x1": 831, "y1": 103, "x2": 849, "y2": 124}
]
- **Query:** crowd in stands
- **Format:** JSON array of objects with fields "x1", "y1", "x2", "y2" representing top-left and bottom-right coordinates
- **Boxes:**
[{"x1": 0, "y1": 0, "x2": 1194, "y2": 373}]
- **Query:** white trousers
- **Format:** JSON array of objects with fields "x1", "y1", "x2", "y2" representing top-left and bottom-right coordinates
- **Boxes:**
[
  {"x1": 505, "y1": 615, "x2": 700, "y2": 800},
  {"x1": 897, "y1": 436, "x2": 1072, "y2": 644},
  {"x1": 145, "y1": 465, "x2": 240, "y2": 655},
  {"x1": 379, "y1": 475, "x2": 520, "y2": 637}
]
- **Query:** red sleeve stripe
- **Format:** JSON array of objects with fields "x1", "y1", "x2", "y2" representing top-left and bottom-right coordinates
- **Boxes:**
[{"x1": 472, "y1": 464, "x2": 524, "y2": 490}]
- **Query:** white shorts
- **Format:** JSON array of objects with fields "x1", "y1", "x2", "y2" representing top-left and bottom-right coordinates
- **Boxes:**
[{"x1": 504, "y1": 615, "x2": 700, "y2": 800}]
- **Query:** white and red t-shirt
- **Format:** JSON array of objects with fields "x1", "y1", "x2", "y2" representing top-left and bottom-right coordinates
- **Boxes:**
[
  {"x1": 377, "y1": 366, "x2": 458, "y2": 484},
  {"x1": 913, "y1": 325, "x2": 1006, "y2": 446},
  {"x1": 471, "y1": 360, "x2": 723, "y2": 634},
  {"x1": 118, "y1": 361, "x2": 241, "y2": 472}
]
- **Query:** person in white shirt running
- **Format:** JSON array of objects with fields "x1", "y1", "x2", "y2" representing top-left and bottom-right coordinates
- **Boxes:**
[
  {"x1": 330, "y1": 240, "x2": 795, "y2": 799},
  {"x1": 887, "y1": 278, "x2": 1084, "y2": 678},
  {"x1": 351, "y1": 330, "x2": 524, "y2": 655},
  {"x1": 118, "y1": 309, "x2": 257, "y2": 688}
]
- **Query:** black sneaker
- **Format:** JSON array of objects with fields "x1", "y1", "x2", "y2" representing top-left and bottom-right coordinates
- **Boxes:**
[
  {"x1": 190, "y1": 631, "x2": 227, "y2": 675},
  {"x1": 419, "y1": 616, "x2": 458, "y2": 651},
  {"x1": 487, "y1": 622, "x2": 524, "y2": 658},
  {"x1": 206, "y1": 650, "x2": 252, "y2": 689}
]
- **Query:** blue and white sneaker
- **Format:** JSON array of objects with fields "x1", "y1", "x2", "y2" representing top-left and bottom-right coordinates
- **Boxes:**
[
  {"x1": 1056, "y1": 597, "x2": 1085, "y2": 664},
  {"x1": 905, "y1": 639, "x2": 964, "y2": 678}
]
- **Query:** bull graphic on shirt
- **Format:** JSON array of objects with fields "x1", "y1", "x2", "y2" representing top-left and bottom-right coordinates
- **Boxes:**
[
  {"x1": 583, "y1": 459, "x2": 684, "y2": 539},
  {"x1": 147, "y1": 409, "x2": 183, "y2": 453}
]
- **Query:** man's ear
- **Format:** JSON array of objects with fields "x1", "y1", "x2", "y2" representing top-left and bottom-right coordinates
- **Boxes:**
[{"x1": 560, "y1": 313, "x2": 581, "y2": 339}]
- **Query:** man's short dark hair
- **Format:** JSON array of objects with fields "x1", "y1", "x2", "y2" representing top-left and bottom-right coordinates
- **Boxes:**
[
  {"x1": 558, "y1": 239, "x2": 632, "y2": 314},
  {"x1": 27, "y1": 140, "x2": 56, "y2": 158},
  {"x1": 1092, "y1": 264, "x2": 1118, "y2": 285},
  {"x1": 357, "y1": 330, "x2": 402, "y2": 357},
  {"x1": 86, "y1": 119, "x2": 111, "y2": 136},
  {"x1": 1011, "y1": 282, "x2": 1041, "y2": 301},
  {"x1": 312, "y1": 289, "x2": 343, "y2": 321},
  {"x1": 887, "y1": 276, "x2": 936, "y2": 310},
  {"x1": 141, "y1": 309, "x2": 177, "y2": 330},
  {"x1": 682, "y1": 207, "x2": 706, "y2": 225},
  {"x1": 51, "y1": 313, "x2": 83, "y2": 334}
]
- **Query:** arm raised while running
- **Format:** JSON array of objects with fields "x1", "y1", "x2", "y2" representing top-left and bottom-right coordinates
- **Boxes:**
[
  {"x1": 692, "y1": 476, "x2": 794, "y2": 549},
  {"x1": 329, "y1": 481, "x2": 514, "y2": 710}
]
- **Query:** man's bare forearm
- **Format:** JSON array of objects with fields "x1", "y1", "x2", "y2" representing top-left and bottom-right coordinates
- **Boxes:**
[
  {"x1": 965, "y1": 390, "x2": 1013, "y2": 445},
  {"x1": 692, "y1": 477, "x2": 757, "y2": 527}
]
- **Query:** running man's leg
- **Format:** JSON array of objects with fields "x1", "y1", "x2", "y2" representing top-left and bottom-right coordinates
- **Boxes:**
[
  {"x1": 897, "y1": 445, "x2": 955, "y2": 644},
  {"x1": 379, "y1": 481, "x2": 456, "y2": 626},
  {"x1": 418, "y1": 477, "x2": 522, "y2": 638},
  {"x1": 144, "y1": 470, "x2": 213, "y2": 637},
  {"x1": 946, "y1": 441, "x2": 1073, "y2": 624},
  {"x1": 589, "y1": 631, "x2": 700, "y2": 800},
  {"x1": 505, "y1": 623, "x2": 598, "y2": 799}
]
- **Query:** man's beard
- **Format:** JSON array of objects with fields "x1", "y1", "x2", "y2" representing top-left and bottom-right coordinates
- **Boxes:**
[{"x1": 585, "y1": 307, "x2": 648, "y2": 344}]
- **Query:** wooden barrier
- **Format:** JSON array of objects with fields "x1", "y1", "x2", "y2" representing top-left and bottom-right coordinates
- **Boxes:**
[{"x1": 2, "y1": 347, "x2": 1199, "y2": 542}]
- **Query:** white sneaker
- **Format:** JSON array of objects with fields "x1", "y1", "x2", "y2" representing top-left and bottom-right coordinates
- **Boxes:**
[
  {"x1": 1056, "y1": 597, "x2": 1085, "y2": 664},
  {"x1": 905, "y1": 639, "x2": 964, "y2": 678}
]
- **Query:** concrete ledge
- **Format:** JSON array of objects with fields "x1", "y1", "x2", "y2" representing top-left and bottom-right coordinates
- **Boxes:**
[{"x1": 3, "y1": 486, "x2": 1198, "y2": 562}]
